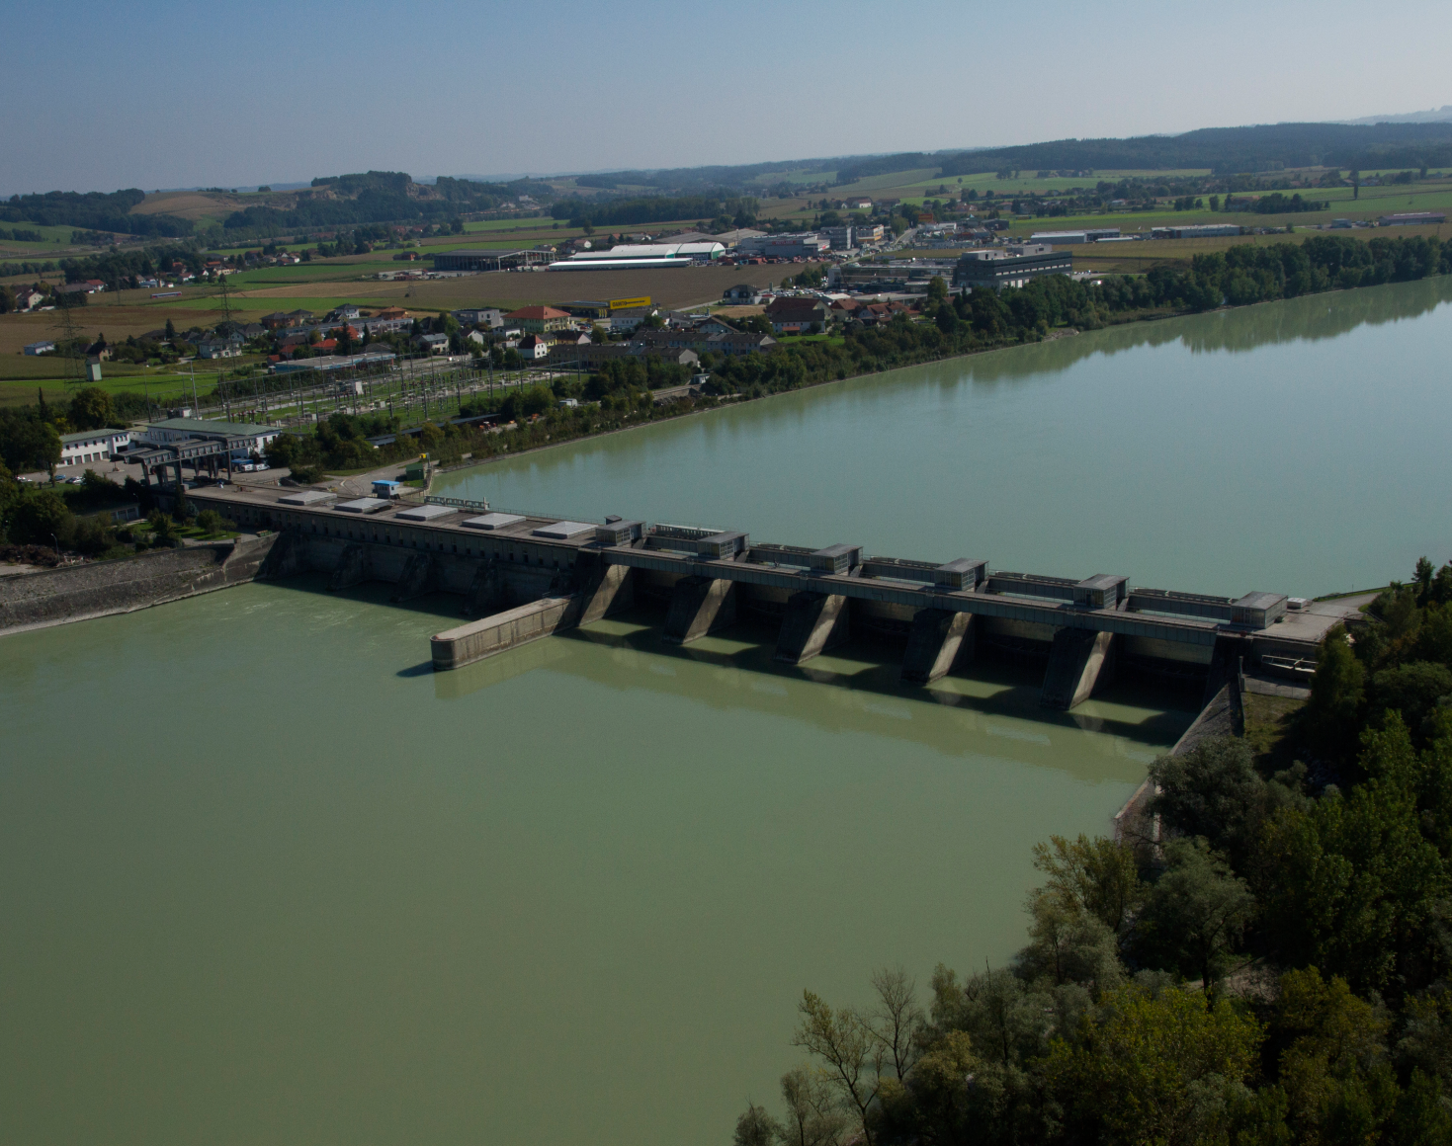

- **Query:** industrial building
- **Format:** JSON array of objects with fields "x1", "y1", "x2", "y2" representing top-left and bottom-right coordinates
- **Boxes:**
[
  {"x1": 955, "y1": 249, "x2": 1074, "y2": 290},
  {"x1": 1381, "y1": 212, "x2": 1446, "y2": 226},
  {"x1": 1028, "y1": 228, "x2": 1121, "y2": 244},
  {"x1": 547, "y1": 243, "x2": 724, "y2": 271},
  {"x1": 1151, "y1": 224, "x2": 1243, "y2": 239},
  {"x1": 431, "y1": 248, "x2": 553, "y2": 271},
  {"x1": 736, "y1": 233, "x2": 832, "y2": 260},
  {"x1": 561, "y1": 297, "x2": 653, "y2": 319}
]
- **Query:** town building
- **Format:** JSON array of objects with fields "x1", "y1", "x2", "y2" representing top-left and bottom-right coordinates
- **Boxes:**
[
  {"x1": 417, "y1": 332, "x2": 450, "y2": 354},
  {"x1": 58, "y1": 428, "x2": 133, "y2": 468},
  {"x1": 23, "y1": 340, "x2": 55, "y2": 355},
  {"x1": 608, "y1": 307, "x2": 656, "y2": 333},
  {"x1": 505, "y1": 305, "x2": 575, "y2": 334},
  {"x1": 452, "y1": 308, "x2": 505, "y2": 328},
  {"x1": 820, "y1": 226, "x2": 856, "y2": 250},
  {"x1": 765, "y1": 297, "x2": 831, "y2": 333}
]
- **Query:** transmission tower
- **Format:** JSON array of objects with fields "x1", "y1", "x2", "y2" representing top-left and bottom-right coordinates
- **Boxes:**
[
  {"x1": 52, "y1": 295, "x2": 85, "y2": 386},
  {"x1": 217, "y1": 273, "x2": 234, "y2": 329}
]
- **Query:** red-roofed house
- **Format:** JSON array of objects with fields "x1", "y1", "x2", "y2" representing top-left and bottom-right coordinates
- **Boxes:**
[{"x1": 504, "y1": 305, "x2": 573, "y2": 334}]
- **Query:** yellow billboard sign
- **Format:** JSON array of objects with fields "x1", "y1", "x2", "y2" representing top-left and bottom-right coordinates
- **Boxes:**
[{"x1": 608, "y1": 297, "x2": 651, "y2": 311}]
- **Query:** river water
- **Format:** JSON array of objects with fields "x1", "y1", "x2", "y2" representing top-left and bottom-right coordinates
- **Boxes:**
[{"x1": 4, "y1": 278, "x2": 1451, "y2": 1145}]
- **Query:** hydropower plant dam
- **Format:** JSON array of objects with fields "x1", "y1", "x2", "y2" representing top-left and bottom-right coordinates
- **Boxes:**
[{"x1": 178, "y1": 483, "x2": 1339, "y2": 718}]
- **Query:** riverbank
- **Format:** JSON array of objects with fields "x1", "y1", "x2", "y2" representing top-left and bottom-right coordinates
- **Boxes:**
[{"x1": 0, "y1": 534, "x2": 279, "y2": 636}]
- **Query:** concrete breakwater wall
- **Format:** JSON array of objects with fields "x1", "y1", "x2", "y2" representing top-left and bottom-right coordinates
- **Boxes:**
[{"x1": 0, "y1": 534, "x2": 281, "y2": 637}]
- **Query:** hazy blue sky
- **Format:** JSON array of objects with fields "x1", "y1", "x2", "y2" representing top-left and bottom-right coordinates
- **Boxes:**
[{"x1": 4, "y1": 0, "x2": 1449, "y2": 194}]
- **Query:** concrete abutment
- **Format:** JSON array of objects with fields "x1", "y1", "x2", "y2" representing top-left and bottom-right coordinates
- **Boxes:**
[
  {"x1": 1041, "y1": 628, "x2": 1117, "y2": 710},
  {"x1": 663, "y1": 576, "x2": 737, "y2": 644},
  {"x1": 774, "y1": 591, "x2": 850, "y2": 665},
  {"x1": 900, "y1": 608, "x2": 976, "y2": 685}
]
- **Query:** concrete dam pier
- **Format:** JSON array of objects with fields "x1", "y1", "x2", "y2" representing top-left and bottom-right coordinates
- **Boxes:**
[{"x1": 185, "y1": 484, "x2": 1337, "y2": 712}]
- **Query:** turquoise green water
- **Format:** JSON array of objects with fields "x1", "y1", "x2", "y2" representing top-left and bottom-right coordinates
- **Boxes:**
[{"x1": 5, "y1": 278, "x2": 1450, "y2": 1144}]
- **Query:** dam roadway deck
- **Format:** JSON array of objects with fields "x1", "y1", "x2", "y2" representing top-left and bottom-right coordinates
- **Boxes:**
[{"x1": 182, "y1": 482, "x2": 1341, "y2": 710}]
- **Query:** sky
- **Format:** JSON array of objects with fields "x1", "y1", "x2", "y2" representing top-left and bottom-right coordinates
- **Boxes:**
[{"x1": 3, "y1": 0, "x2": 1450, "y2": 195}]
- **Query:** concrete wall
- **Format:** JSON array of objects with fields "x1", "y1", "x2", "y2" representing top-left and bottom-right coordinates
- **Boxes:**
[
  {"x1": 431, "y1": 596, "x2": 584, "y2": 669},
  {"x1": 0, "y1": 534, "x2": 279, "y2": 637}
]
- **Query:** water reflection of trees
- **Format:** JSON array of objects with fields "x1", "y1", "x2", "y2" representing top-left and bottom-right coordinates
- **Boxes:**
[{"x1": 955, "y1": 276, "x2": 1452, "y2": 384}]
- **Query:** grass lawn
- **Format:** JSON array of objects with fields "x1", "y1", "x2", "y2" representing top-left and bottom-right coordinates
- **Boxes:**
[{"x1": 1243, "y1": 691, "x2": 1306, "y2": 763}]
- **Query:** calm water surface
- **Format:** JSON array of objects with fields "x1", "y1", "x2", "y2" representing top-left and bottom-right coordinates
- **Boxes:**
[
  {"x1": 439, "y1": 275, "x2": 1452, "y2": 597},
  {"x1": 4, "y1": 278, "x2": 1451, "y2": 1145}
]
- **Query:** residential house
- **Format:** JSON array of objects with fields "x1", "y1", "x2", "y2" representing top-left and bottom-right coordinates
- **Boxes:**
[
  {"x1": 417, "y1": 332, "x2": 450, "y2": 354},
  {"x1": 11, "y1": 287, "x2": 45, "y2": 311},
  {"x1": 722, "y1": 283, "x2": 763, "y2": 304},
  {"x1": 517, "y1": 334, "x2": 551, "y2": 361}
]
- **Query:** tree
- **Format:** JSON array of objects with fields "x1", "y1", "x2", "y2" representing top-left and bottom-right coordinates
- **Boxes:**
[
  {"x1": 733, "y1": 1103, "x2": 780, "y2": 1146},
  {"x1": 9, "y1": 489, "x2": 74, "y2": 548},
  {"x1": 165, "y1": 318, "x2": 176, "y2": 340},
  {"x1": 68, "y1": 386, "x2": 114, "y2": 431},
  {"x1": 868, "y1": 968, "x2": 924, "y2": 1081},
  {"x1": 1305, "y1": 626, "x2": 1365, "y2": 763},
  {"x1": 778, "y1": 1067, "x2": 845, "y2": 1146},
  {"x1": 1136, "y1": 838, "x2": 1255, "y2": 991},
  {"x1": 1015, "y1": 892, "x2": 1124, "y2": 991},
  {"x1": 0, "y1": 417, "x2": 62, "y2": 477},
  {"x1": 1273, "y1": 967, "x2": 1400, "y2": 1144},
  {"x1": 1046, "y1": 985, "x2": 1261, "y2": 1146},
  {"x1": 1032, "y1": 833, "x2": 1143, "y2": 933},
  {"x1": 172, "y1": 476, "x2": 190, "y2": 522},
  {"x1": 793, "y1": 991, "x2": 883, "y2": 1146},
  {"x1": 1150, "y1": 737, "x2": 1268, "y2": 868}
]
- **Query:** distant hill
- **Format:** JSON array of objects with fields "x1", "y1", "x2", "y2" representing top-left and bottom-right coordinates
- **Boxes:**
[
  {"x1": 219, "y1": 171, "x2": 523, "y2": 235},
  {"x1": 566, "y1": 122, "x2": 1452, "y2": 197},
  {"x1": 1341, "y1": 106, "x2": 1452, "y2": 126}
]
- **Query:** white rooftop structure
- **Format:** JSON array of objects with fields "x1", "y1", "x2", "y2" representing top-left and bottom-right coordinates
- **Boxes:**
[
  {"x1": 277, "y1": 490, "x2": 335, "y2": 506},
  {"x1": 334, "y1": 497, "x2": 390, "y2": 514},
  {"x1": 531, "y1": 521, "x2": 596, "y2": 539},
  {"x1": 461, "y1": 512, "x2": 527, "y2": 531},
  {"x1": 395, "y1": 504, "x2": 457, "y2": 522}
]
